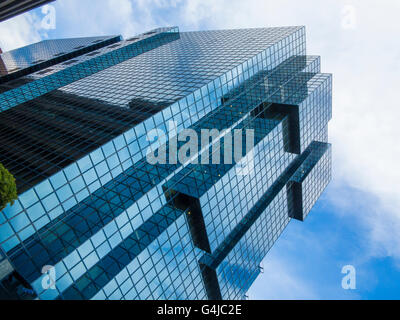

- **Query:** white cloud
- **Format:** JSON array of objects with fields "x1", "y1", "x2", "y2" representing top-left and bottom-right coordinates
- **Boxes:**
[
  {"x1": 248, "y1": 256, "x2": 319, "y2": 300},
  {"x1": 0, "y1": 12, "x2": 42, "y2": 51},
  {"x1": 54, "y1": 0, "x2": 138, "y2": 38},
  {"x1": 54, "y1": 0, "x2": 168, "y2": 39}
]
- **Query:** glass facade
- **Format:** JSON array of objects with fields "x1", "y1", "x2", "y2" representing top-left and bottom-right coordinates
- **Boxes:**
[
  {"x1": 0, "y1": 35, "x2": 121, "y2": 83},
  {"x1": 0, "y1": 26, "x2": 332, "y2": 300}
]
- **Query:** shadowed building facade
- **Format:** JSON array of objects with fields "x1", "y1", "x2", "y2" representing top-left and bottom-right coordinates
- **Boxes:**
[{"x1": 0, "y1": 26, "x2": 332, "y2": 300}]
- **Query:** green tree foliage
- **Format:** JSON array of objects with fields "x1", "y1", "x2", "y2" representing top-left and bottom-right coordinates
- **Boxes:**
[{"x1": 0, "y1": 163, "x2": 17, "y2": 211}]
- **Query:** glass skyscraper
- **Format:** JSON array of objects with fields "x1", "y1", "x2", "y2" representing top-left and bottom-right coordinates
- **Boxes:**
[{"x1": 0, "y1": 26, "x2": 332, "y2": 300}]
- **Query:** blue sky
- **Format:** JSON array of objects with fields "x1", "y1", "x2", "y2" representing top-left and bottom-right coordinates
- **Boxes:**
[{"x1": 1, "y1": 0, "x2": 399, "y2": 299}]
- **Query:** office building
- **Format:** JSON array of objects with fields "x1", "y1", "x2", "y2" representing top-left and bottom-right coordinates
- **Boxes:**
[{"x1": 0, "y1": 26, "x2": 332, "y2": 300}]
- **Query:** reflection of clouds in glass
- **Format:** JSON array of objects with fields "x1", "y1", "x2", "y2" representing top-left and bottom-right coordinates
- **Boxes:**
[
  {"x1": 0, "y1": 36, "x2": 114, "y2": 76},
  {"x1": 61, "y1": 28, "x2": 300, "y2": 108},
  {"x1": 92, "y1": 215, "x2": 207, "y2": 300}
]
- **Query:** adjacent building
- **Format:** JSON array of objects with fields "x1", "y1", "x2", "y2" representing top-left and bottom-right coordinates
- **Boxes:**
[
  {"x1": 0, "y1": 0, "x2": 55, "y2": 22},
  {"x1": 0, "y1": 26, "x2": 332, "y2": 300}
]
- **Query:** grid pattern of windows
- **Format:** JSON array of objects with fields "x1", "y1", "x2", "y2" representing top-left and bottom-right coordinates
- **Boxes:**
[
  {"x1": 91, "y1": 214, "x2": 207, "y2": 300},
  {"x1": 0, "y1": 90, "x2": 164, "y2": 194},
  {"x1": 0, "y1": 27, "x2": 179, "y2": 111},
  {"x1": 0, "y1": 27, "x2": 305, "y2": 254},
  {"x1": 62, "y1": 27, "x2": 304, "y2": 107},
  {"x1": 164, "y1": 55, "x2": 326, "y2": 252},
  {"x1": 294, "y1": 143, "x2": 332, "y2": 220},
  {"x1": 216, "y1": 189, "x2": 290, "y2": 300},
  {"x1": 0, "y1": 26, "x2": 332, "y2": 300},
  {"x1": 29, "y1": 206, "x2": 207, "y2": 300},
  {"x1": 0, "y1": 36, "x2": 113, "y2": 75},
  {"x1": 0, "y1": 36, "x2": 120, "y2": 83},
  {"x1": 198, "y1": 121, "x2": 293, "y2": 251},
  {"x1": 198, "y1": 140, "x2": 331, "y2": 299},
  {"x1": 267, "y1": 71, "x2": 332, "y2": 153}
]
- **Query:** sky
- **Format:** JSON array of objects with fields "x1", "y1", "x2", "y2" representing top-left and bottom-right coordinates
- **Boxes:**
[{"x1": 0, "y1": 0, "x2": 399, "y2": 299}]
